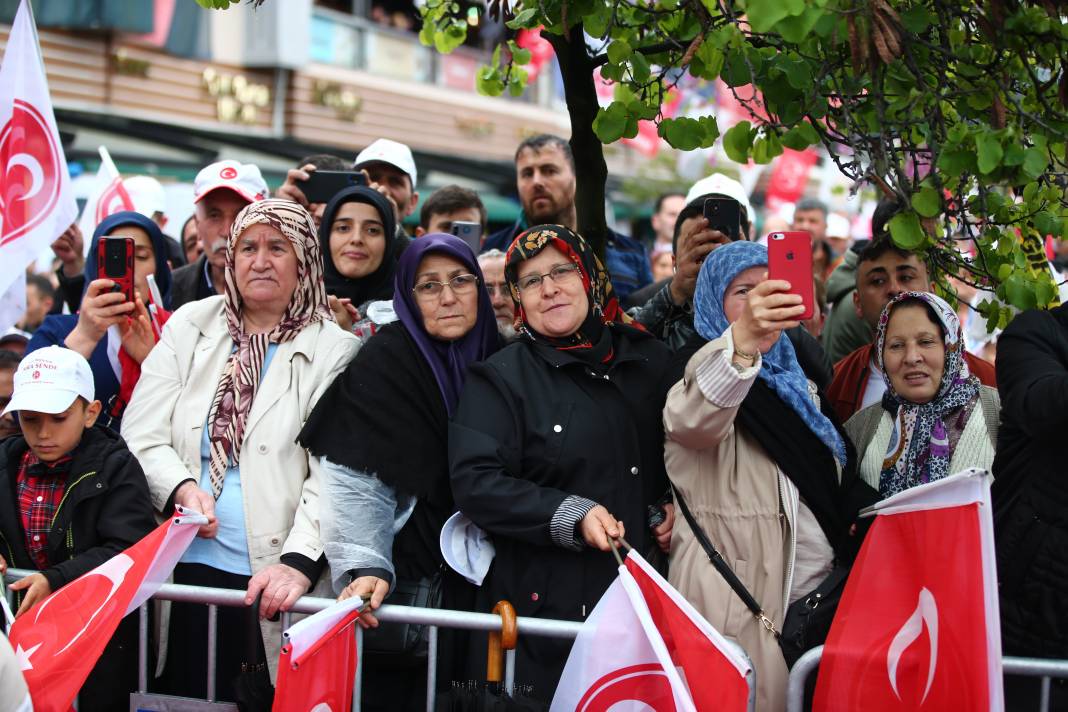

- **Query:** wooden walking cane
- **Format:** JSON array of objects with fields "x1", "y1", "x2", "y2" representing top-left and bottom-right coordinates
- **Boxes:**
[{"x1": 486, "y1": 600, "x2": 517, "y2": 683}]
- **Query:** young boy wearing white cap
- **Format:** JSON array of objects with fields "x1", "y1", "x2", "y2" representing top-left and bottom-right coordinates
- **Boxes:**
[{"x1": 0, "y1": 346, "x2": 154, "y2": 709}]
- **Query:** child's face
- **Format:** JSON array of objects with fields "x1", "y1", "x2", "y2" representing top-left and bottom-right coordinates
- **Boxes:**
[{"x1": 19, "y1": 400, "x2": 101, "y2": 463}]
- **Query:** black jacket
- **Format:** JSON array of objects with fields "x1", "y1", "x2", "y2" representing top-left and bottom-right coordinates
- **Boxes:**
[
  {"x1": 449, "y1": 325, "x2": 673, "y2": 699},
  {"x1": 993, "y1": 304, "x2": 1068, "y2": 657},
  {"x1": 170, "y1": 254, "x2": 215, "y2": 310},
  {"x1": 0, "y1": 424, "x2": 156, "y2": 593}
]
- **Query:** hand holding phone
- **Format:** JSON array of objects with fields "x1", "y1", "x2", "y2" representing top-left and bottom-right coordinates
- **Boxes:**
[
  {"x1": 767, "y1": 231, "x2": 815, "y2": 320},
  {"x1": 703, "y1": 197, "x2": 742, "y2": 242}
]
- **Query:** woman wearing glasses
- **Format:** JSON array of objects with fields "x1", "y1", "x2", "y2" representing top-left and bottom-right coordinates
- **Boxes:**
[
  {"x1": 449, "y1": 225, "x2": 675, "y2": 700},
  {"x1": 299, "y1": 232, "x2": 498, "y2": 709}
]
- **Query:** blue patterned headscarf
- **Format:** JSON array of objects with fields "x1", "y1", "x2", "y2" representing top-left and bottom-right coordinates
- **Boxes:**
[{"x1": 693, "y1": 241, "x2": 847, "y2": 464}]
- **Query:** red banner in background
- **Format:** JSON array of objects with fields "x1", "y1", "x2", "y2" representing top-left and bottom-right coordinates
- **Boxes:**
[{"x1": 764, "y1": 148, "x2": 819, "y2": 213}]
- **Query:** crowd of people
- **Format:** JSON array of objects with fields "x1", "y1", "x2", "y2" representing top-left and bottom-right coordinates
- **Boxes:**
[{"x1": 0, "y1": 132, "x2": 1065, "y2": 711}]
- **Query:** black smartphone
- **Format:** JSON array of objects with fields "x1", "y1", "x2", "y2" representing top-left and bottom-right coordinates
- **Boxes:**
[
  {"x1": 703, "y1": 197, "x2": 742, "y2": 241},
  {"x1": 299, "y1": 170, "x2": 368, "y2": 204},
  {"x1": 97, "y1": 236, "x2": 135, "y2": 303},
  {"x1": 450, "y1": 220, "x2": 483, "y2": 254}
]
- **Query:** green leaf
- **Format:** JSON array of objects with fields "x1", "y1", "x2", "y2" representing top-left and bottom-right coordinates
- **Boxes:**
[
  {"x1": 721, "y1": 49, "x2": 751, "y2": 87},
  {"x1": 690, "y1": 40, "x2": 724, "y2": 80},
  {"x1": 511, "y1": 47, "x2": 532, "y2": 65},
  {"x1": 911, "y1": 186, "x2": 942, "y2": 218},
  {"x1": 752, "y1": 131, "x2": 784, "y2": 164},
  {"x1": 1004, "y1": 273, "x2": 1038, "y2": 310},
  {"x1": 781, "y1": 122, "x2": 819, "y2": 150},
  {"x1": 723, "y1": 121, "x2": 754, "y2": 163},
  {"x1": 1022, "y1": 147, "x2": 1048, "y2": 180},
  {"x1": 607, "y1": 40, "x2": 632, "y2": 66},
  {"x1": 476, "y1": 67, "x2": 504, "y2": 96},
  {"x1": 593, "y1": 102, "x2": 630, "y2": 143},
  {"x1": 888, "y1": 212, "x2": 927, "y2": 250},
  {"x1": 630, "y1": 51, "x2": 651, "y2": 83},
  {"x1": 976, "y1": 133, "x2": 1004, "y2": 174},
  {"x1": 506, "y1": 7, "x2": 537, "y2": 29},
  {"x1": 1036, "y1": 276, "x2": 1057, "y2": 307},
  {"x1": 776, "y1": 8, "x2": 824, "y2": 43},
  {"x1": 745, "y1": 0, "x2": 803, "y2": 33},
  {"x1": 937, "y1": 149, "x2": 974, "y2": 178},
  {"x1": 900, "y1": 6, "x2": 935, "y2": 33},
  {"x1": 658, "y1": 117, "x2": 706, "y2": 151}
]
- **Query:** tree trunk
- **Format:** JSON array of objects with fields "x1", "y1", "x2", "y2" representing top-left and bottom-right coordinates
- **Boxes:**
[{"x1": 546, "y1": 25, "x2": 609, "y2": 259}]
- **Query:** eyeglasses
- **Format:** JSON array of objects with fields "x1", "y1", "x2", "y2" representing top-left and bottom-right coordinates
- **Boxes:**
[
  {"x1": 412, "y1": 273, "x2": 480, "y2": 299},
  {"x1": 484, "y1": 282, "x2": 510, "y2": 296},
  {"x1": 516, "y1": 263, "x2": 582, "y2": 293}
]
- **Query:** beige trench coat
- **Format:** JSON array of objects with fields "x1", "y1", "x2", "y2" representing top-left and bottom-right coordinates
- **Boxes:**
[
  {"x1": 122, "y1": 296, "x2": 359, "y2": 678},
  {"x1": 664, "y1": 336, "x2": 796, "y2": 712}
]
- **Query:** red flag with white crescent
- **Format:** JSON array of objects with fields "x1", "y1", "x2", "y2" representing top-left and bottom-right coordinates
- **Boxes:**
[
  {"x1": 0, "y1": 0, "x2": 78, "y2": 300},
  {"x1": 272, "y1": 596, "x2": 363, "y2": 712},
  {"x1": 813, "y1": 469, "x2": 1003, "y2": 712},
  {"x1": 76, "y1": 147, "x2": 134, "y2": 241},
  {"x1": 7, "y1": 507, "x2": 207, "y2": 712},
  {"x1": 551, "y1": 550, "x2": 751, "y2": 712}
]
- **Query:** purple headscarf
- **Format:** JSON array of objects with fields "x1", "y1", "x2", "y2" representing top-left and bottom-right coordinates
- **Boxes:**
[{"x1": 393, "y1": 233, "x2": 499, "y2": 415}]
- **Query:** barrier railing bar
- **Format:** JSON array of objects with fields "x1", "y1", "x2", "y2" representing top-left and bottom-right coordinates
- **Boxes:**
[
  {"x1": 138, "y1": 603, "x2": 149, "y2": 693},
  {"x1": 280, "y1": 611, "x2": 292, "y2": 641},
  {"x1": 206, "y1": 604, "x2": 218, "y2": 703},
  {"x1": 505, "y1": 648, "x2": 516, "y2": 695},
  {"x1": 426, "y1": 625, "x2": 438, "y2": 712},
  {"x1": 787, "y1": 645, "x2": 1068, "y2": 712}
]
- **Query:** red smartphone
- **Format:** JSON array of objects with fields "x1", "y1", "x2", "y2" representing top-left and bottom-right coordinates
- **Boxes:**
[
  {"x1": 767, "y1": 231, "x2": 815, "y2": 320},
  {"x1": 97, "y1": 236, "x2": 135, "y2": 303}
]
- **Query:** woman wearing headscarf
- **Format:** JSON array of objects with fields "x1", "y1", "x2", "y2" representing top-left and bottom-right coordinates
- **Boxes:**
[
  {"x1": 449, "y1": 225, "x2": 676, "y2": 700},
  {"x1": 28, "y1": 211, "x2": 174, "y2": 427},
  {"x1": 299, "y1": 232, "x2": 498, "y2": 711},
  {"x1": 121, "y1": 200, "x2": 358, "y2": 702},
  {"x1": 845, "y1": 291, "x2": 1000, "y2": 497},
  {"x1": 664, "y1": 241, "x2": 874, "y2": 711},
  {"x1": 318, "y1": 185, "x2": 399, "y2": 334}
]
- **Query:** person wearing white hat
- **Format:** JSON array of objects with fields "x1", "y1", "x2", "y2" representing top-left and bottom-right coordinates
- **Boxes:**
[
  {"x1": 630, "y1": 173, "x2": 834, "y2": 389},
  {"x1": 0, "y1": 345, "x2": 154, "y2": 711},
  {"x1": 170, "y1": 160, "x2": 268, "y2": 309},
  {"x1": 123, "y1": 175, "x2": 187, "y2": 268}
]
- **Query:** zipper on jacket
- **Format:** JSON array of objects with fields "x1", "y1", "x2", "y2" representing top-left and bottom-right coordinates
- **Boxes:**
[
  {"x1": 50, "y1": 470, "x2": 97, "y2": 530},
  {"x1": 778, "y1": 472, "x2": 797, "y2": 617}
]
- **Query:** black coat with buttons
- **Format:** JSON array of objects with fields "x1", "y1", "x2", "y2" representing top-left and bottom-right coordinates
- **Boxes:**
[
  {"x1": 0, "y1": 423, "x2": 156, "y2": 592},
  {"x1": 449, "y1": 324, "x2": 674, "y2": 700}
]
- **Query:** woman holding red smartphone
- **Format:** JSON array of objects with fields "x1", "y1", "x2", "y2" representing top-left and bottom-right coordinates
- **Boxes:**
[
  {"x1": 26, "y1": 211, "x2": 174, "y2": 429},
  {"x1": 663, "y1": 240, "x2": 875, "y2": 710}
]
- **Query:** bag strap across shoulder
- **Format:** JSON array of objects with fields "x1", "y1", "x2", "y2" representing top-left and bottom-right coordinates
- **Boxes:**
[{"x1": 672, "y1": 485, "x2": 779, "y2": 637}]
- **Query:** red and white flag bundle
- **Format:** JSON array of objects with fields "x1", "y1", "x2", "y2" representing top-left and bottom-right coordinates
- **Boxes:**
[
  {"x1": 551, "y1": 550, "x2": 751, "y2": 712},
  {"x1": 0, "y1": 0, "x2": 78, "y2": 329},
  {"x1": 273, "y1": 595, "x2": 363, "y2": 712},
  {"x1": 7, "y1": 506, "x2": 207, "y2": 712},
  {"x1": 76, "y1": 145, "x2": 134, "y2": 241},
  {"x1": 814, "y1": 468, "x2": 1003, "y2": 712}
]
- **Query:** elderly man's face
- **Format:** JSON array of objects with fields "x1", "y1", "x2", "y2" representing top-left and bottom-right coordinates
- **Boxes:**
[
  {"x1": 478, "y1": 257, "x2": 514, "y2": 330},
  {"x1": 792, "y1": 208, "x2": 827, "y2": 243},
  {"x1": 196, "y1": 189, "x2": 250, "y2": 271}
]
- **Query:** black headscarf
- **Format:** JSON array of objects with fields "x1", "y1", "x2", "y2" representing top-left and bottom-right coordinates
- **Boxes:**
[{"x1": 318, "y1": 186, "x2": 398, "y2": 306}]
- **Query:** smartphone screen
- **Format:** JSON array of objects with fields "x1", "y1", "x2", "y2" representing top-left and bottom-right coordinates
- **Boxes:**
[
  {"x1": 299, "y1": 170, "x2": 368, "y2": 204},
  {"x1": 767, "y1": 231, "x2": 815, "y2": 320}
]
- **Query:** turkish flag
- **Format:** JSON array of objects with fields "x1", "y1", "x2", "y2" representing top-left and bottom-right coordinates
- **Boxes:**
[
  {"x1": 76, "y1": 146, "x2": 134, "y2": 242},
  {"x1": 273, "y1": 596, "x2": 363, "y2": 712},
  {"x1": 813, "y1": 468, "x2": 1003, "y2": 712},
  {"x1": 551, "y1": 550, "x2": 750, "y2": 712},
  {"x1": 7, "y1": 507, "x2": 206, "y2": 712}
]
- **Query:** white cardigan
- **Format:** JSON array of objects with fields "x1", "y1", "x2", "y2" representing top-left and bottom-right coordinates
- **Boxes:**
[{"x1": 121, "y1": 296, "x2": 359, "y2": 675}]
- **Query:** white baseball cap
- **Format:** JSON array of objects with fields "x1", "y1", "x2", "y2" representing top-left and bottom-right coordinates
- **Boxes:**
[
  {"x1": 124, "y1": 175, "x2": 167, "y2": 217},
  {"x1": 193, "y1": 160, "x2": 268, "y2": 204},
  {"x1": 684, "y1": 173, "x2": 753, "y2": 218},
  {"x1": 353, "y1": 139, "x2": 417, "y2": 189},
  {"x1": 4, "y1": 346, "x2": 95, "y2": 416}
]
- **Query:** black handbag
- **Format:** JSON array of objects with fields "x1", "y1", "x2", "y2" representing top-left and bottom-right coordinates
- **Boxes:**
[
  {"x1": 673, "y1": 486, "x2": 849, "y2": 668},
  {"x1": 361, "y1": 568, "x2": 444, "y2": 664},
  {"x1": 231, "y1": 596, "x2": 274, "y2": 712}
]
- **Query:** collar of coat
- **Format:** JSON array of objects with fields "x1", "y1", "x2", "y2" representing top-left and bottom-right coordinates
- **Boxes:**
[{"x1": 185, "y1": 295, "x2": 325, "y2": 360}]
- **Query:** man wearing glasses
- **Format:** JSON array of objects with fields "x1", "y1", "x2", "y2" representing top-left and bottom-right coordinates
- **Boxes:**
[{"x1": 477, "y1": 249, "x2": 516, "y2": 338}]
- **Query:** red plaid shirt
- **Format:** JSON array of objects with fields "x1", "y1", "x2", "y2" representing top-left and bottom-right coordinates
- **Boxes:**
[{"x1": 15, "y1": 450, "x2": 72, "y2": 570}]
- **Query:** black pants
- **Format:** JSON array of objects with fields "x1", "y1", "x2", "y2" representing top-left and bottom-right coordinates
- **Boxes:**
[{"x1": 159, "y1": 563, "x2": 267, "y2": 703}]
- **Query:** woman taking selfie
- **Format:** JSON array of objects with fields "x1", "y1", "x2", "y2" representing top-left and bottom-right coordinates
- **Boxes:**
[
  {"x1": 845, "y1": 291, "x2": 1000, "y2": 497},
  {"x1": 449, "y1": 225, "x2": 675, "y2": 700}
]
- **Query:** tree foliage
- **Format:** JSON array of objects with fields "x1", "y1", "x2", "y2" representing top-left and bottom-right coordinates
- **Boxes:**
[{"x1": 421, "y1": 0, "x2": 1068, "y2": 321}]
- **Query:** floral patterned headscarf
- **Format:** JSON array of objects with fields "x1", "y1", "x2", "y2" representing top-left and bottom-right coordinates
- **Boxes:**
[
  {"x1": 206, "y1": 199, "x2": 334, "y2": 499},
  {"x1": 503, "y1": 225, "x2": 635, "y2": 358},
  {"x1": 875, "y1": 291, "x2": 980, "y2": 498}
]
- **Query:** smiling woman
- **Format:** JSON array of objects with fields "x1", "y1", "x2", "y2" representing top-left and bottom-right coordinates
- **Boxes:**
[{"x1": 845, "y1": 291, "x2": 1001, "y2": 499}]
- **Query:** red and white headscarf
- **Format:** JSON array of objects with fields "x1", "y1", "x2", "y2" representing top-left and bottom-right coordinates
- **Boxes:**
[{"x1": 206, "y1": 199, "x2": 333, "y2": 499}]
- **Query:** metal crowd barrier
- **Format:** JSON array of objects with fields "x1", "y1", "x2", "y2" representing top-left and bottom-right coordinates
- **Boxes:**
[
  {"x1": 4, "y1": 568, "x2": 756, "y2": 712},
  {"x1": 786, "y1": 645, "x2": 1068, "y2": 712}
]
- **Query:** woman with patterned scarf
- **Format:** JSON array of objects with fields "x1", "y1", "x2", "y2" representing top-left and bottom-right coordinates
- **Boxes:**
[
  {"x1": 122, "y1": 199, "x2": 359, "y2": 702},
  {"x1": 449, "y1": 224, "x2": 676, "y2": 701},
  {"x1": 845, "y1": 290, "x2": 1001, "y2": 497}
]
